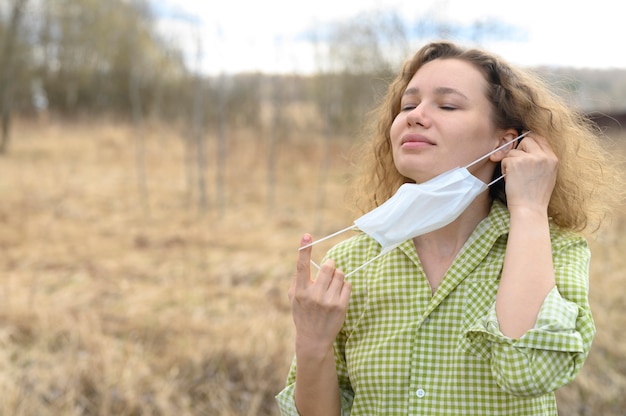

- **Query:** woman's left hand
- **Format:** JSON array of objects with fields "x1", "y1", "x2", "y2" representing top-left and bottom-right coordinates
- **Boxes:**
[{"x1": 501, "y1": 134, "x2": 558, "y2": 215}]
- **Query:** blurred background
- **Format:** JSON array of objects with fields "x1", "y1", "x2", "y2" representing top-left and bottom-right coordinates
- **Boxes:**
[{"x1": 0, "y1": 0, "x2": 624, "y2": 415}]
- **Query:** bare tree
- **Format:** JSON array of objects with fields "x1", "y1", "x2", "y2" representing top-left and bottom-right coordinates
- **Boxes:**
[
  {"x1": 128, "y1": 22, "x2": 150, "y2": 217},
  {"x1": 266, "y1": 74, "x2": 281, "y2": 213},
  {"x1": 215, "y1": 72, "x2": 227, "y2": 217},
  {"x1": 0, "y1": 0, "x2": 28, "y2": 154},
  {"x1": 192, "y1": 34, "x2": 208, "y2": 214}
]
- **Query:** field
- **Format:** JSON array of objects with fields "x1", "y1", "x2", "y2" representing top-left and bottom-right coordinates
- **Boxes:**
[{"x1": 0, "y1": 118, "x2": 624, "y2": 415}]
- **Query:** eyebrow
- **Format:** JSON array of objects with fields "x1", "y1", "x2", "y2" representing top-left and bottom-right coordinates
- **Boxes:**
[{"x1": 403, "y1": 86, "x2": 469, "y2": 101}]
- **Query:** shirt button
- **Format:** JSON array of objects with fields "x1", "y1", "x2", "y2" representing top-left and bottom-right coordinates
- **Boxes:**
[{"x1": 416, "y1": 388, "x2": 425, "y2": 398}]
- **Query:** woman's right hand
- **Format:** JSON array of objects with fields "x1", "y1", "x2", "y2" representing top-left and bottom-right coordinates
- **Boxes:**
[{"x1": 288, "y1": 234, "x2": 352, "y2": 355}]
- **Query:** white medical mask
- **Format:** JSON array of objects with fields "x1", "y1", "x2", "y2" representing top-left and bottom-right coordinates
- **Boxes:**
[{"x1": 301, "y1": 132, "x2": 529, "y2": 276}]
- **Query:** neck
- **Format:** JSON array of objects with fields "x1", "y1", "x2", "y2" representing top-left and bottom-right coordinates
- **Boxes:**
[{"x1": 413, "y1": 193, "x2": 491, "y2": 257}]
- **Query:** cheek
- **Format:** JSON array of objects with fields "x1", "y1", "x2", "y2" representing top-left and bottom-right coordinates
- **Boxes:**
[{"x1": 389, "y1": 115, "x2": 404, "y2": 143}]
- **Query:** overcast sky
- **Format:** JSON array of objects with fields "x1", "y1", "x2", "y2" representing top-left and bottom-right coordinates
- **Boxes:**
[{"x1": 150, "y1": 0, "x2": 626, "y2": 74}]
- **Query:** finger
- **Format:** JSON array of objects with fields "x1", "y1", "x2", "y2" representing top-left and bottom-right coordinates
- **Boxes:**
[
  {"x1": 517, "y1": 134, "x2": 548, "y2": 154},
  {"x1": 514, "y1": 135, "x2": 558, "y2": 166},
  {"x1": 327, "y1": 267, "x2": 346, "y2": 295},
  {"x1": 294, "y1": 234, "x2": 313, "y2": 290},
  {"x1": 339, "y1": 280, "x2": 352, "y2": 305},
  {"x1": 504, "y1": 136, "x2": 538, "y2": 160},
  {"x1": 315, "y1": 258, "x2": 336, "y2": 290},
  {"x1": 529, "y1": 135, "x2": 556, "y2": 157}
]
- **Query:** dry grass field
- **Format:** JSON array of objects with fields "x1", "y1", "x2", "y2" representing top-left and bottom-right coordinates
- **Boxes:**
[{"x1": 0, "y1": 118, "x2": 624, "y2": 415}]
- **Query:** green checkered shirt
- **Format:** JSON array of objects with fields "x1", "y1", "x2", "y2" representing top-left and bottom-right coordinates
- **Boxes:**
[{"x1": 276, "y1": 200, "x2": 594, "y2": 415}]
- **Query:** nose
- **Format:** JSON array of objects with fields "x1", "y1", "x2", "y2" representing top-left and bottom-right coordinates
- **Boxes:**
[{"x1": 406, "y1": 103, "x2": 430, "y2": 127}]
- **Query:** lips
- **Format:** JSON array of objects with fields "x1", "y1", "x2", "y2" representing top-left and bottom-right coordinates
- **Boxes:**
[{"x1": 401, "y1": 134, "x2": 435, "y2": 146}]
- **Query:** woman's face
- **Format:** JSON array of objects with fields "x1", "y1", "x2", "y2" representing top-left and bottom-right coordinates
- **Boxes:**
[{"x1": 390, "y1": 58, "x2": 508, "y2": 184}]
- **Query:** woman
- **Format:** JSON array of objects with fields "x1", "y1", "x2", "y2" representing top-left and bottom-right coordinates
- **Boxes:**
[{"x1": 276, "y1": 41, "x2": 621, "y2": 415}]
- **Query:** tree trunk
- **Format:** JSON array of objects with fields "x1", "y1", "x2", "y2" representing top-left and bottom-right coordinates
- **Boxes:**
[
  {"x1": 0, "y1": 0, "x2": 28, "y2": 154},
  {"x1": 128, "y1": 30, "x2": 149, "y2": 216},
  {"x1": 216, "y1": 72, "x2": 227, "y2": 217}
]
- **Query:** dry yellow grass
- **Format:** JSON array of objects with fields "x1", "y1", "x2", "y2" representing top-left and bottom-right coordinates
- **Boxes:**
[{"x1": 0, "y1": 118, "x2": 624, "y2": 415}]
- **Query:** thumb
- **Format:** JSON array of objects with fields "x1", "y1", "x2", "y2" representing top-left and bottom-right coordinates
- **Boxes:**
[{"x1": 294, "y1": 233, "x2": 313, "y2": 290}]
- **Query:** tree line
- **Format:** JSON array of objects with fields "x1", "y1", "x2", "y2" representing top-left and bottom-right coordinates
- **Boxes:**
[{"x1": 2, "y1": 0, "x2": 625, "y2": 156}]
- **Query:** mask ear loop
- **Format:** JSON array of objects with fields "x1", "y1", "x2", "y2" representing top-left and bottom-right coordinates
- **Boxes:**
[
  {"x1": 464, "y1": 131, "x2": 530, "y2": 170},
  {"x1": 299, "y1": 225, "x2": 358, "y2": 271},
  {"x1": 344, "y1": 242, "x2": 402, "y2": 277},
  {"x1": 311, "y1": 243, "x2": 400, "y2": 276},
  {"x1": 465, "y1": 131, "x2": 530, "y2": 186},
  {"x1": 298, "y1": 224, "x2": 358, "y2": 253}
]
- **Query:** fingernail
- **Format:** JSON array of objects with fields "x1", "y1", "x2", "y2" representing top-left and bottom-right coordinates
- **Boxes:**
[{"x1": 302, "y1": 234, "x2": 311, "y2": 243}]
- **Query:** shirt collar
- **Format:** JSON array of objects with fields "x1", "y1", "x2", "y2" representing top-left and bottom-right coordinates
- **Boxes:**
[{"x1": 485, "y1": 199, "x2": 511, "y2": 238}]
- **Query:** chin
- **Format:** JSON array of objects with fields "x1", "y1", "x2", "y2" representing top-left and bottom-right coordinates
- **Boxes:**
[{"x1": 400, "y1": 167, "x2": 442, "y2": 184}]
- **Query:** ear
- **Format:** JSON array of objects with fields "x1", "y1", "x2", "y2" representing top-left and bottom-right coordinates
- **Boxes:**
[{"x1": 489, "y1": 129, "x2": 519, "y2": 162}]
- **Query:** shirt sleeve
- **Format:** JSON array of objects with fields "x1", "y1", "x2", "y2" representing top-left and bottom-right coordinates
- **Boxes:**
[
  {"x1": 463, "y1": 234, "x2": 595, "y2": 398},
  {"x1": 275, "y1": 347, "x2": 355, "y2": 416}
]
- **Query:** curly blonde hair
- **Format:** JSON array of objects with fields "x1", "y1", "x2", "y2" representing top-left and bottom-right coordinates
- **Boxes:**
[{"x1": 349, "y1": 41, "x2": 623, "y2": 233}]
